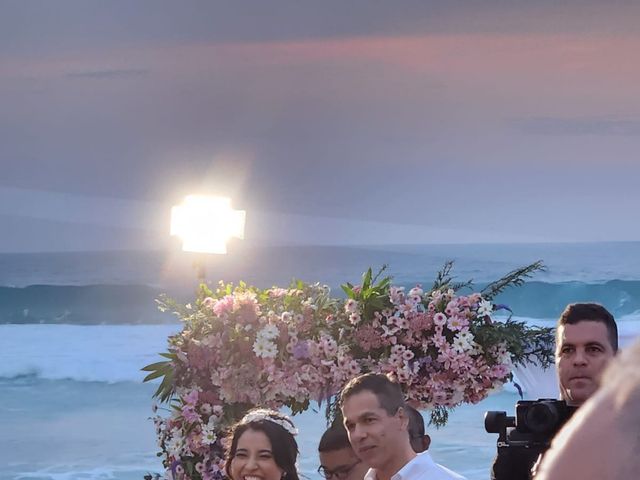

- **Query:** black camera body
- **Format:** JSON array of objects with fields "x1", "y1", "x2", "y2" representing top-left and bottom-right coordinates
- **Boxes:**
[
  {"x1": 485, "y1": 399, "x2": 578, "y2": 480},
  {"x1": 485, "y1": 398, "x2": 577, "y2": 447}
]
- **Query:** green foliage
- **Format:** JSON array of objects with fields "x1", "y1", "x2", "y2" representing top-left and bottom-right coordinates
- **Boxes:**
[
  {"x1": 341, "y1": 265, "x2": 393, "y2": 321},
  {"x1": 141, "y1": 354, "x2": 175, "y2": 402},
  {"x1": 473, "y1": 319, "x2": 555, "y2": 368},
  {"x1": 428, "y1": 405, "x2": 450, "y2": 428},
  {"x1": 432, "y1": 260, "x2": 473, "y2": 292},
  {"x1": 481, "y1": 261, "x2": 546, "y2": 301}
]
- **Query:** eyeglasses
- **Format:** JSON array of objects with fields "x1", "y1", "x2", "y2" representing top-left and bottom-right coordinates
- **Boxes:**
[{"x1": 317, "y1": 459, "x2": 362, "y2": 480}]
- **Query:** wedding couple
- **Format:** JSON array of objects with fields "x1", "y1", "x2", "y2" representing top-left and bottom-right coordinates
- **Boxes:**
[{"x1": 225, "y1": 373, "x2": 466, "y2": 480}]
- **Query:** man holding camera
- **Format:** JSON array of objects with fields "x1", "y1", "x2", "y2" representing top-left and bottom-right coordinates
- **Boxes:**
[
  {"x1": 491, "y1": 302, "x2": 618, "y2": 480},
  {"x1": 535, "y1": 338, "x2": 640, "y2": 480}
]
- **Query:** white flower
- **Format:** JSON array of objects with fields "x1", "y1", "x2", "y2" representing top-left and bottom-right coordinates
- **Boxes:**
[
  {"x1": 253, "y1": 337, "x2": 278, "y2": 358},
  {"x1": 166, "y1": 429, "x2": 184, "y2": 457},
  {"x1": 409, "y1": 286, "x2": 424, "y2": 297},
  {"x1": 452, "y1": 333, "x2": 473, "y2": 353},
  {"x1": 477, "y1": 299, "x2": 493, "y2": 316},
  {"x1": 258, "y1": 324, "x2": 280, "y2": 340},
  {"x1": 201, "y1": 423, "x2": 217, "y2": 445},
  {"x1": 457, "y1": 330, "x2": 475, "y2": 344}
]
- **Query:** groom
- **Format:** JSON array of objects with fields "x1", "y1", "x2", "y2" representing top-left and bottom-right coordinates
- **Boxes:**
[{"x1": 340, "y1": 373, "x2": 466, "y2": 480}]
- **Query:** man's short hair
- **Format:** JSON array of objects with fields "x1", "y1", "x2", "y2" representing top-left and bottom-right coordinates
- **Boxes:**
[
  {"x1": 339, "y1": 373, "x2": 405, "y2": 416},
  {"x1": 405, "y1": 405, "x2": 425, "y2": 438},
  {"x1": 557, "y1": 303, "x2": 618, "y2": 352},
  {"x1": 318, "y1": 424, "x2": 351, "y2": 453}
]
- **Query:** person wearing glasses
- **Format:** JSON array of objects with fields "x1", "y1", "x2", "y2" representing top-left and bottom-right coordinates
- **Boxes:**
[
  {"x1": 318, "y1": 423, "x2": 369, "y2": 480},
  {"x1": 340, "y1": 373, "x2": 466, "y2": 480}
]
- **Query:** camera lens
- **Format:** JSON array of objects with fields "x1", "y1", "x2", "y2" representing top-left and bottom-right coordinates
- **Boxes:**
[{"x1": 524, "y1": 402, "x2": 560, "y2": 433}]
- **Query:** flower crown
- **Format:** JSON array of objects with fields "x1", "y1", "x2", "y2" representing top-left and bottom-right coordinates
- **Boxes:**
[{"x1": 241, "y1": 409, "x2": 298, "y2": 436}]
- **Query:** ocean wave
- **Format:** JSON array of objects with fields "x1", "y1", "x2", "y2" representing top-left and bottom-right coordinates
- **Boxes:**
[
  {"x1": 484, "y1": 280, "x2": 640, "y2": 319},
  {"x1": 4, "y1": 280, "x2": 640, "y2": 325},
  {"x1": 0, "y1": 284, "x2": 178, "y2": 324},
  {"x1": 0, "y1": 324, "x2": 181, "y2": 383}
]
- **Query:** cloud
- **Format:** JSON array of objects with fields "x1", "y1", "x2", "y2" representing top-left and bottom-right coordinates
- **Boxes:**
[
  {"x1": 511, "y1": 116, "x2": 640, "y2": 136},
  {"x1": 3, "y1": 1, "x2": 640, "y2": 59},
  {"x1": 66, "y1": 68, "x2": 149, "y2": 79}
]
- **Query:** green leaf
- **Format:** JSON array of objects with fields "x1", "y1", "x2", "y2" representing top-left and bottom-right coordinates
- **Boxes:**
[
  {"x1": 143, "y1": 368, "x2": 168, "y2": 382},
  {"x1": 362, "y1": 268, "x2": 373, "y2": 291},
  {"x1": 153, "y1": 368, "x2": 175, "y2": 402},
  {"x1": 141, "y1": 361, "x2": 170, "y2": 372},
  {"x1": 341, "y1": 283, "x2": 354, "y2": 298}
]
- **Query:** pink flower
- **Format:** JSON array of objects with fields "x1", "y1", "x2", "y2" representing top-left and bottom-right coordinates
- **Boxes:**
[
  {"x1": 183, "y1": 389, "x2": 199, "y2": 406},
  {"x1": 202, "y1": 297, "x2": 215, "y2": 308},
  {"x1": 447, "y1": 315, "x2": 469, "y2": 332},
  {"x1": 445, "y1": 301, "x2": 459, "y2": 317},
  {"x1": 212, "y1": 295, "x2": 234, "y2": 316},
  {"x1": 402, "y1": 349, "x2": 415, "y2": 361},
  {"x1": 433, "y1": 313, "x2": 447, "y2": 326},
  {"x1": 268, "y1": 288, "x2": 289, "y2": 298},
  {"x1": 345, "y1": 299, "x2": 359, "y2": 313},
  {"x1": 491, "y1": 364, "x2": 511, "y2": 379},
  {"x1": 354, "y1": 325, "x2": 383, "y2": 350},
  {"x1": 182, "y1": 405, "x2": 200, "y2": 423},
  {"x1": 233, "y1": 292, "x2": 260, "y2": 322},
  {"x1": 395, "y1": 317, "x2": 409, "y2": 329}
]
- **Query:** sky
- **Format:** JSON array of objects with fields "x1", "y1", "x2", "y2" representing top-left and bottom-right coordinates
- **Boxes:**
[{"x1": 2, "y1": 0, "x2": 640, "y2": 251}]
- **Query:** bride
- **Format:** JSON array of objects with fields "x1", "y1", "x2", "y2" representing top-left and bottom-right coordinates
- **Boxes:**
[{"x1": 226, "y1": 409, "x2": 301, "y2": 480}]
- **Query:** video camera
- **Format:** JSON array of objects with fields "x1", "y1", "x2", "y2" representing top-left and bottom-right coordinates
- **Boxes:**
[
  {"x1": 485, "y1": 398, "x2": 577, "y2": 447},
  {"x1": 485, "y1": 399, "x2": 578, "y2": 480}
]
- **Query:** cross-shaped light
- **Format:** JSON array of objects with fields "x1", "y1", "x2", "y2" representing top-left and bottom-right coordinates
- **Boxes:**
[{"x1": 170, "y1": 195, "x2": 245, "y2": 254}]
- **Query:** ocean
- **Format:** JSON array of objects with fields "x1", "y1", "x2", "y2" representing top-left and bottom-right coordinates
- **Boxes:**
[{"x1": 2, "y1": 243, "x2": 640, "y2": 480}]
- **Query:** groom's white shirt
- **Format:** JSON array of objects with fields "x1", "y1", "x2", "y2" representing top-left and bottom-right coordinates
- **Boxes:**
[{"x1": 363, "y1": 451, "x2": 467, "y2": 480}]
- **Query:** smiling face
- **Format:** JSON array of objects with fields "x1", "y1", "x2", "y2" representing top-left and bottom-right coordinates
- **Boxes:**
[
  {"x1": 556, "y1": 320, "x2": 615, "y2": 405},
  {"x1": 341, "y1": 390, "x2": 408, "y2": 470},
  {"x1": 230, "y1": 428, "x2": 284, "y2": 480}
]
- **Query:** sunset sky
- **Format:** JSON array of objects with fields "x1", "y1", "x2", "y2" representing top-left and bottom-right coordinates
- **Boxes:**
[{"x1": 2, "y1": 1, "x2": 640, "y2": 251}]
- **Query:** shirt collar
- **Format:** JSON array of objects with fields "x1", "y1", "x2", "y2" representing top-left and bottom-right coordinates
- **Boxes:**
[{"x1": 363, "y1": 452, "x2": 435, "y2": 480}]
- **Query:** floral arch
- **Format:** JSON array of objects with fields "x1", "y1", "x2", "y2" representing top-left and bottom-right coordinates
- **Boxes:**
[{"x1": 143, "y1": 262, "x2": 553, "y2": 480}]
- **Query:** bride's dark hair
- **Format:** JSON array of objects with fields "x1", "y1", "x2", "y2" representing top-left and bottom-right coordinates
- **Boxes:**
[{"x1": 225, "y1": 409, "x2": 300, "y2": 480}]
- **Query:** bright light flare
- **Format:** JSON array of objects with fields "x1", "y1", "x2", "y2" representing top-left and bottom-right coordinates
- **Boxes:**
[{"x1": 170, "y1": 195, "x2": 245, "y2": 254}]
